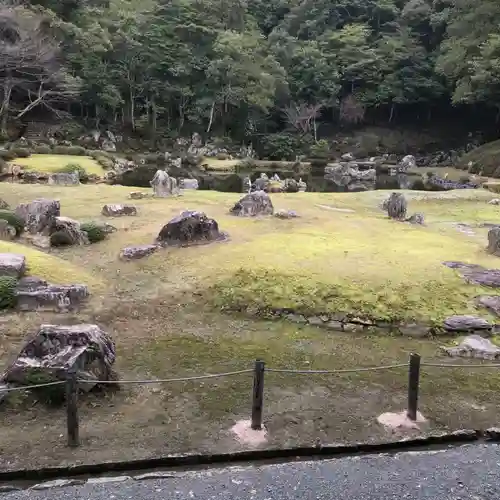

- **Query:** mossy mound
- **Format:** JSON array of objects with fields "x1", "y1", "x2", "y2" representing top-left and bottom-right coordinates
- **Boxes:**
[
  {"x1": 0, "y1": 241, "x2": 102, "y2": 287},
  {"x1": 12, "y1": 155, "x2": 105, "y2": 176},
  {"x1": 457, "y1": 140, "x2": 500, "y2": 178}
]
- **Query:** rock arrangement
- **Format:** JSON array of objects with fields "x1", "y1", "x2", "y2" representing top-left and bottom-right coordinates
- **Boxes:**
[
  {"x1": 324, "y1": 162, "x2": 376, "y2": 191},
  {"x1": 2, "y1": 324, "x2": 116, "y2": 392},
  {"x1": 156, "y1": 210, "x2": 227, "y2": 247},
  {"x1": 230, "y1": 191, "x2": 274, "y2": 217},
  {"x1": 0, "y1": 254, "x2": 89, "y2": 312}
]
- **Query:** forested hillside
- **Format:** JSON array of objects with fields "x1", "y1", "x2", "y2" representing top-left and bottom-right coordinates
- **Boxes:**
[{"x1": 1, "y1": 0, "x2": 500, "y2": 144}]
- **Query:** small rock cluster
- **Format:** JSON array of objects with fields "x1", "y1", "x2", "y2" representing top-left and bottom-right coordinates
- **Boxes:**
[
  {"x1": 383, "y1": 193, "x2": 425, "y2": 225},
  {"x1": 0, "y1": 253, "x2": 88, "y2": 312}
]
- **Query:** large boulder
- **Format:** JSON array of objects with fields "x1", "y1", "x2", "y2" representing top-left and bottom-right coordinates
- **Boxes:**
[
  {"x1": 15, "y1": 198, "x2": 60, "y2": 235},
  {"x1": 150, "y1": 170, "x2": 179, "y2": 197},
  {"x1": 441, "y1": 335, "x2": 500, "y2": 360},
  {"x1": 0, "y1": 253, "x2": 26, "y2": 277},
  {"x1": 156, "y1": 210, "x2": 226, "y2": 247},
  {"x1": 487, "y1": 227, "x2": 500, "y2": 256},
  {"x1": 230, "y1": 191, "x2": 274, "y2": 217},
  {"x1": 2, "y1": 324, "x2": 116, "y2": 390},
  {"x1": 52, "y1": 216, "x2": 89, "y2": 246},
  {"x1": 180, "y1": 178, "x2": 199, "y2": 190},
  {"x1": 48, "y1": 172, "x2": 80, "y2": 186},
  {"x1": 386, "y1": 192, "x2": 407, "y2": 220},
  {"x1": 399, "y1": 155, "x2": 416, "y2": 172},
  {"x1": 443, "y1": 315, "x2": 492, "y2": 333},
  {"x1": 101, "y1": 204, "x2": 137, "y2": 217},
  {"x1": 15, "y1": 277, "x2": 89, "y2": 312}
]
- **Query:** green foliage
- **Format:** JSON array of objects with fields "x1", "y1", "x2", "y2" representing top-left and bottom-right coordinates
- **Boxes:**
[
  {"x1": 0, "y1": 150, "x2": 17, "y2": 161},
  {"x1": 215, "y1": 174, "x2": 243, "y2": 192},
  {"x1": 53, "y1": 146, "x2": 86, "y2": 156},
  {"x1": 33, "y1": 145, "x2": 52, "y2": 154},
  {"x1": 55, "y1": 163, "x2": 88, "y2": 183},
  {"x1": 260, "y1": 133, "x2": 307, "y2": 161},
  {"x1": 309, "y1": 140, "x2": 331, "y2": 159},
  {"x1": 50, "y1": 230, "x2": 74, "y2": 247},
  {"x1": 0, "y1": 276, "x2": 17, "y2": 310},
  {"x1": 80, "y1": 221, "x2": 106, "y2": 243},
  {"x1": 11, "y1": 148, "x2": 32, "y2": 158},
  {"x1": 0, "y1": 210, "x2": 24, "y2": 235}
]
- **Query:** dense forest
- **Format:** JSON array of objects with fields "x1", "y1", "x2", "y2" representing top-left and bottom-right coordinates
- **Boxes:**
[{"x1": 1, "y1": 0, "x2": 500, "y2": 145}]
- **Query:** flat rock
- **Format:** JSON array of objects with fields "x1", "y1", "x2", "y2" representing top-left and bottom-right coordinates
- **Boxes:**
[
  {"x1": 181, "y1": 178, "x2": 199, "y2": 190},
  {"x1": 101, "y1": 204, "x2": 137, "y2": 217},
  {"x1": 443, "y1": 261, "x2": 500, "y2": 287},
  {"x1": 48, "y1": 172, "x2": 80, "y2": 185},
  {"x1": 0, "y1": 253, "x2": 26, "y2": 277},
  {"x1": 15, "y1": 279, "x2": 89, "y2": 312},
  {"x1": 129, "y1": 191, "x2": 150, "y2": 200},
  {"x1": 443, "y1": 315, "x2": 491, "y2": 333},
  {"x1": 441, "y1": 335, "x2": 500, "y2": 360},
  {"x1": 230, "y1": 191, "x2": 274, "y2": 217},
  {"x1": 274, "y1": 209, "x2": 299, "y2": 219},
  {"x1": 478, "y1": 296, "x2": 500, "y2": 316},
  {"x1": 156, "y1": 210, "x2": 227, "y2": 247},
  {"x1": 120, "y1": 244, "x2": 158, "y2": 260}
]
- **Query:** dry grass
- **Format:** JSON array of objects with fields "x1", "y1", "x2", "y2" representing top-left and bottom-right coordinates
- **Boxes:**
[
  {"x1": 12, "y1": 155, "x2": 105, "y2": 175},
  {"x1": 0, "y1": 184, "x2": 499, "y2": 470}
]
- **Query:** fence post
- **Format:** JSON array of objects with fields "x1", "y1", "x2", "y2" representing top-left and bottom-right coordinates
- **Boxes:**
[
  {"x1": 65, "y1": 366, "x2": 80, "y2": 447},
  {"x1": 407, "y1": 353, "x2": 421, "y2": 421},
  {"x1": 251, "y1": 359, "x2": 265, "y2": 430}
]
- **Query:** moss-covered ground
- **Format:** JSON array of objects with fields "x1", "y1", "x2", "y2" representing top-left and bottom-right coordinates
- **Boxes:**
[
  {"x1": 0, "y1": 184, "x2": 499, "y2": 470},
  {"x1": 12, "y1": 154, "x2": 105, "y2": 175}
]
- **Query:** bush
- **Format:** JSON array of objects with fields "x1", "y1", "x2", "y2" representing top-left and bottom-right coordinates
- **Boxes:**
[
  {"x1": 50, "y1": 230, "x2": 74, "y2": 247},
  {"x1": 0, "y1": 210, "x2": 24, "y2": 235},
  {"x1": 117, "y1": 165, "x2": 157, "y2": 187},
  {"x1": 55, "y1": 163, "x2": 88, "y2": 183},
  {"x1": 81, "y1": 221, "x2": 106, "y2": 243},
  {"x1": 0, "y1": 276, "x2": 17, "y2": 309},
  {"x1": 215, "y1": 173, "x2": 243, "y2": 192},
  {"x1": 216, "y1": 152, "x2": 229, "y2": 160},
  {"x1": 33, "y1": 145, "x2": 51, "y2": 154},
  {"x1": 0, "y1": 150, "x2": 17, "y2": 161},
  {"x1": 95, "y1": 155, "x2": 114, "y2": 169},
  {"x1": 53, "y1": 145, "x2": 86, "y2": 156},
  {"x1": 309, "y1": 139, "x2": 331, "y2": 159},
  {"x1": 259, "y1": 132, "x2": 311, "y2": 161},
  {"x1": 11, "y1": 147, "x2": 31, "y2": 158}
]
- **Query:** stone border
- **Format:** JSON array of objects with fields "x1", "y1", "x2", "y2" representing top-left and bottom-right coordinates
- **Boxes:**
[{"x1": 1, "y1": 429, "x2": 500, "y2": 490}]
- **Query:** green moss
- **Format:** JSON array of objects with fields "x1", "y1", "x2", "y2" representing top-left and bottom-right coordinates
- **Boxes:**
[
  {"x1": 458, "y1": 140, "x2": 500, "y2": 177},
  {"x1": 0, "y1": 276, "x2": 17, "y2": 309},
  {"x1": 81, "y1": 221, "x2": 106, "y2": 243},
  {"x1": 50, "y1": 230, "x2": 73, "y2": 247},
  {"x1": 0, "y1": 210, "x2": 24, "y2": 235},
  {"x1": 55, "y1": 162, "x2": 88, "y2": 183}
]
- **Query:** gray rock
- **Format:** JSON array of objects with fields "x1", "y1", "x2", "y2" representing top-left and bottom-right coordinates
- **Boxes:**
[
  {"x1": 0, "y1": 219, "x2": 16, "y2": 240},
  {"x1": 15, "y1": 198, "x2": 61, "y2": 234},
  {"x1": 180, "y1": 178, "x2": 199, "y2": 190},
  {"x1": 156, "y1": 211, "x2": 226, "y2": 247},
  {"x1": 443, "y1": 315, "x2": 491, "y2": 332},
  {"x1": 15, "y1": 281, "x2": 89, "y2": 312},
  {"x1": 101, "y1": 204, "x2": 137, "y2": 217},
  {"x1": 274, "y1": 209, "x2": 299, "y2": 219},
  {"x1": 441, "y1": 335, "x2": 500, "y2": 360},
  {"x1": 488, "y1": 199, "x2": 500, "y2": 205},
  {"x1": 398, "y1": 324, "x2": 430, "y2": 338},
  {"x1": 443, "y1": 261, "x2": 500, "y2": 287},
  {"x1": 95, "y1": 222, "x2": 117, "y2": 234},
  {"x1": 32, "y1": 479, "x2": 83, "y2": 490},
  {"x1": 129, "y1": 191, "x2": 149, "y2": 200},
  {"x1": 341, "y1": 152, "x2": 354, "y2": 161},
  {"x1": 487, "y1": 227, "x2": 500, "y2": 256},
  {"x1": 478, "y1": 295, "x2": 500, "y2": 316},
  {"x1": 4, "y1": 324, "x2": 116, "y2": 389},
  {"x1": 0, "y1": 253, "x2": 26, "y2": 277},
  {"x1": 399, "y1": 155, "x2": 416, "y2": 172},
  {"x1": 406, "y1": 212, "x2": 425, "y2": 225},
  {"x1": 120, "y1": 244, "x2": 158, "y2": 260},
  {"x1": 307, "y1": 316, "x2": 325, "y2": 326},
  {"x1": 286, "y1": 313, "x2": 307, "y2": 323},
  {"x1": 86, "y1": 476, "x2": 131, "y2": 485},
  {"x1": 48, "y1": 172, "x2": 80, "y2": 186},
  {"x1": 53, "y1": 216, "x2": 89, "y2": 245},
  {"x1": 0, "y1": 198, "x2": 9, "y2": 209},
  {"x1": 325, "y1": 321, "x2": 343, "y2": 331},
  {"x1": 230, "y1": 191, "x2": 274, "y2": 217}
]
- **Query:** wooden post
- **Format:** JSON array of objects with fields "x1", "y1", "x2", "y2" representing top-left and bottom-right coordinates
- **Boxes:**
[
  {"x1": 251, "y1": 359, "x2": 265, "y2": 430},
  {"x1": 66, "y1": 366, "x2": 80, "y2": 447},
  {"x1": 407, "y1": 353, "x2": 421, "y2": 421}
]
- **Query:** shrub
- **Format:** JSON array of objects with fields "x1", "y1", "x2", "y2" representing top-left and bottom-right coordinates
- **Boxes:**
[
  {"x1": 81, "y1": 221, "x2": 106, "y2": 243},
  {"x1": 467, "y1": 162, "x2": 482, "y2": 175},
  {"x1": 0, "y1": 276, "x2": 17, "y2": 309},
  {"x1": 33, "y1": 145, "x2": 51, "y2": 154},
  {"x1": 309, "y1": 139, "x2": 331, "y2": 159},
  {"x1": 55, "y1": 163, "x2": 88, "y2": 183},
  {"x1": 216, "y1": 152, "x2": 229, "y2": 160},
  {"x1": 0, "y1": 210, "x2": 24, "y2": 235},
  {"x1": 95, "y1": 155, "x2": 114, "y2": 169},
  {"x1": 117, "y1": 165, "x2": 157, "y2": 187},
  {"x1": 0, "y1": 150, "x2": 17, "y2": 161},
  {"x1": 53, "y1": 145, "x2": 86, "y2": 156},
  {"x1": 259, "y1": 132, "x2": 311, "y2": 161},
  {"x1": 50, "y1": 231, "x2": 73, "y2": 247},
  {"x1": 215, "y1": 173, "x2": 243, "y2": 192},
  {"x1": 11, "y1": 147, "x2": 31, "y2": 158}
]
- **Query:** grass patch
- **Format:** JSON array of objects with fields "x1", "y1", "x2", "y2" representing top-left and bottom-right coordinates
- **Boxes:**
[
  {"x1": 457, "y1": 139, "x2": 500, "y2": 177},
  {"x1": 0, "y1": 241, "x2": 102, "y2": 287},
  {"x1": 11, "y1": 155, "x2": 105, "y2": 176}
]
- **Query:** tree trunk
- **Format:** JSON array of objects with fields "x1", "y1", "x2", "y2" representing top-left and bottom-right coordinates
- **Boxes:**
[
  {"x1": 151, "y1": 95, "x2": 157, "y2": 134},
  {"x1": 0, "y1": 73, "x2": 12, "y2": 136},
  {"x1": 389, "y1": 103, "x2": 395, "y2": 123},
  {"x1": 206, "y1": 101, "x2": 215, "y2": 133}
]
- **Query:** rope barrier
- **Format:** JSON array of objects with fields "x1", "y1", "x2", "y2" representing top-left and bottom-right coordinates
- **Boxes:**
[
  {"x1": 265, "y1": 363, "x2": 409, "y2": 374},
  {"x1": 0, "y1": 381, "x2": 65, "y2": 393},
  {"x1": 421, "y1": 362, "x2": 500, "y2": 368}
]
